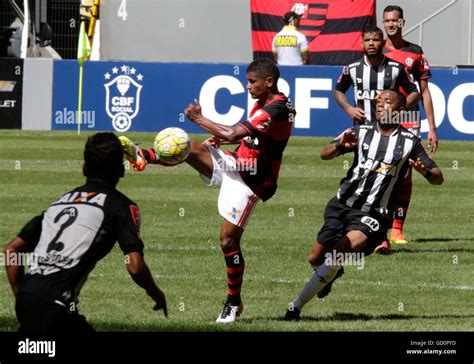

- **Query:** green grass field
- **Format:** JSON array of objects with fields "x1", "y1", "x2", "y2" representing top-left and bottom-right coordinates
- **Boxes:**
[{"x1": 0, "y1": 130, "x2": 473, "y2": 332}]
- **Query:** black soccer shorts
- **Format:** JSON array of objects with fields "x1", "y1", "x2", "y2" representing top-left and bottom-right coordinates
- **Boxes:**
[{"x1": 316, "y1": 197, "x2": 392, "y2": 253}]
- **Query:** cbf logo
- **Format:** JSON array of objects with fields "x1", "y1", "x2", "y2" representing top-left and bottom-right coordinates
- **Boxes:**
[{"x1": 104, "y1": 65, "x2": 143, "y2": 132}]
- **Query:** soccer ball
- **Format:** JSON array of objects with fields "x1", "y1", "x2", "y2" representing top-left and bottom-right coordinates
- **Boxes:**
[{"x1": 154, "y1": 127, "x2": 191, "y2": 165}]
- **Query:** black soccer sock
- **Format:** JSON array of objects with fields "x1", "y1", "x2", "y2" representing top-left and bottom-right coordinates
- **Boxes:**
[
  {"x1": 141, "y1": 148, "x2": 159, "y2": 164},
  {"x1": 224, "y1": 250, "x2": 245, "y2": 306}
]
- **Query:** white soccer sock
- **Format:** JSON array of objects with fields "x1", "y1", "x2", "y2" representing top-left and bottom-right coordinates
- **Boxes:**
[{"x1": 293, "y1": 264, "x2": 341, "y2": 310}]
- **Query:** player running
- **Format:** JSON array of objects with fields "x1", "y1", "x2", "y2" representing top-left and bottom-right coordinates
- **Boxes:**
[
  {"x1": 121, "y1": 59, "x2": 295, "y2": 323},
  {"x1": 284, "y1": 90, "x2": 443, "y2": 321}
]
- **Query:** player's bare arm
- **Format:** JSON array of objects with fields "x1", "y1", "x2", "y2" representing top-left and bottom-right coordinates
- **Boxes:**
[
  {"x1": 4, "y1": 236, "x2": 28, "y2": 297},
  {"x1": 321, "y1": 129, "x2": 357, "y2": 160},
  {"x1": 126, "y1": 251, "x2": 168, "y2": 317},
  {"x1": 420, "y1": 79, "x2": 439, "y2": 153},
  {"x1": 185, "y1": 99, "x2": 249, "y2": 142},
  {"x1": 203, "y1": 136, "x2": 242, "y2": 148},
  {"x1": 302, "y1": 50, "x2": 310, "y2": 65},
  {"x1": 409, "y1": 158, "x2": 444, "y2": 185},
  {"x1": 333, "y1": 89, "x2": 366, "y2": 123},
  {"x1": 405, "y1": 90, "x2": 421, "y2": 110}
]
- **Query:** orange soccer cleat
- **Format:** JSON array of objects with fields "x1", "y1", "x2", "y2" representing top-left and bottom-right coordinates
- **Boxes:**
[{"x1": 390, "y1": 228, "x2": 408, "y2": 244}]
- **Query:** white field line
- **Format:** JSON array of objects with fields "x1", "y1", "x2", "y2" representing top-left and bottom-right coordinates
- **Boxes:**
[
  {"x1": 137, "y1": 274, "x2": 474, "y2": 291},
  {"x1": 271, "y1": 278, "x2": 474, "y2": 291}
]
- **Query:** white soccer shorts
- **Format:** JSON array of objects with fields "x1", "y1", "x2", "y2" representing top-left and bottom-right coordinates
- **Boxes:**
[{"x1": 200, "y1": 146, "x2": 259, "y2": 228}]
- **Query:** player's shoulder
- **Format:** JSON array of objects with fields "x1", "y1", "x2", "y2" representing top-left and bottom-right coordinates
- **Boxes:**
[
  {"x1": 385, "y1": 57, "x2": 405, "y2": 68},
  {"x1": 347, "y1": 59, "x2": 362, "y2": 68},
  {"x1": 263, "y1": 94, "x2": 296, "y2": 121},
  {"x1": 403, "y1": 41, "x2": 424, "y2": 55},
  {"x1": 398, "y1": 126, "x2": 419, "y2": 140},
  {"x1": 359, "y1": 123, "x2": 375, "y2": 131},
  {"x1": 102, "y1": 188, "x2": 137, "y2": 214},
  {"x1": 265, "y1": 94, "x2": 294, "y2": 111},
  {"x1": 114, "y1": 189, "x2": 137, "y2": 206}
]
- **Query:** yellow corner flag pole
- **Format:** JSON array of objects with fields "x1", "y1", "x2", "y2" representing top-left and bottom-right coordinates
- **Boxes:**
[{"x1": 77, "y1": 21, "x2": 91, "y2": 136}]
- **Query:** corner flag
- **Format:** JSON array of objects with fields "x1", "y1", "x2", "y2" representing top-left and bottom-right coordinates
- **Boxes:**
[
  {"x1": 77, "y1": 21, "x2": 91, "y2": 135},
  {"x1": 77, "y1": 21, "x2": 91, "y2": 65}
]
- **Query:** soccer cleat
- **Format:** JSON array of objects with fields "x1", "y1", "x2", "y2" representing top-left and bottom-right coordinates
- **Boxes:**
[
  {"x1": 390, "y1": 228, "x2": 408, "y2": 244},
  {"x1": 215, "y1": 302, "x2": 243, "y2": 323},
  {"x1": 374, "y1": 240, "x2": 391, "y2": 255},
  {"x1": 119, "y1": 136, "x2": 147, "y2": 171},
  {"x1": 284, "y1": 307, "x2": 301, "y2": 321},
  {"x1": 317, "y1": 266, "x2": 344, "y2": 299}
]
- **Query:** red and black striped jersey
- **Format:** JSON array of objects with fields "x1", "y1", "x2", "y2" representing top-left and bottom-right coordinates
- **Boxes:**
[
  {"x1": 383, "y1": 41, "x2": 432, "y2": 82},
  {"x1": 230, "y1": 94, "x2": 294, "y2": 201}
]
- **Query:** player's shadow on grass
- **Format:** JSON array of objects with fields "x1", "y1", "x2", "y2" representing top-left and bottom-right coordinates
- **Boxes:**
[
  {"x1": 391, "y1": 247, "x2": 474, "y2": 254},
  {"x1": 272, "y1": 312, "x2": 474, "y2": 323},
  {"x1": 411, "y1": 237, "x2": 474, "y2": 243}
]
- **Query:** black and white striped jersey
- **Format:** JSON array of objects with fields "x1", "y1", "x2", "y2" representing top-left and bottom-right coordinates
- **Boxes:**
[
  {"x1": 335, "y1": 124, "x2": 437, "y2": 213},
  {"x1": 17, "y1": 182, "x2": 144, "y2": 307},
  {"x1": 335, "y1": 56, "x2": 418, "y2": 122}
]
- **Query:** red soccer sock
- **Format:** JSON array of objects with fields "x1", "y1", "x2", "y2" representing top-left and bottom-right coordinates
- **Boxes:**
[
  {"x1": 224, "y1": 250, "x2": 245, "y2": 306},
  {"x1": 393, "y1": 181, "x2": 413, "y2": 231}
]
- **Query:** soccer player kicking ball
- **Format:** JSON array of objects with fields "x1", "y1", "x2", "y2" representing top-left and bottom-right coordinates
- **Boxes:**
[
  {"x1": 284, "y1": 90, "x2": 443, "y2": 321},
  {"x1": 121, "y1": 59, "x2": 295, "y2": 323}
]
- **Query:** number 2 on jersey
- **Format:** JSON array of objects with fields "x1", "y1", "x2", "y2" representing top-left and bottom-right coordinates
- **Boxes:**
[{"x1": 47, "y1": 207, "x2": 78, "y2": 253}]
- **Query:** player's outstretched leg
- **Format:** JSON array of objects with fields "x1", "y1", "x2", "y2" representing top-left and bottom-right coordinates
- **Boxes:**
[
  {"x1": 119, "y1": 136, "x2": 147, "y2": 171},
  {"x1": 285, "y1": 240, "x2": 342, "y2": 321},
  {"x1": 184, "y1": 140, "x2": 214, "y2": 179},
  {"x1": 285, "y1": 231, "x2": 367, "y2": 321}
]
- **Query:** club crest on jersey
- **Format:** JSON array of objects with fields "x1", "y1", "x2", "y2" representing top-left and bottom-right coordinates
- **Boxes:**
[
  {"x1": 405, "y1": 57, "x2": 414, "y2": 67},
  {"x1": 104, "y1": 65, "x2": 143, "y2": 132},
  {"x1": 393, "y1": 147, "x2": 403, "y2": 160}
]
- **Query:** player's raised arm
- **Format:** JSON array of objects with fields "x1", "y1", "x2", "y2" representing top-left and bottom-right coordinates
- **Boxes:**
[
  {"x1": 409, "y1": 140, "x2": 443, "y2": 185},
  {"x1": 321, "y1": 128, "x2": 357, "y2": 160},
  {"x1": 185, "y1": 99, "x2": 249, "y2": 143}
]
